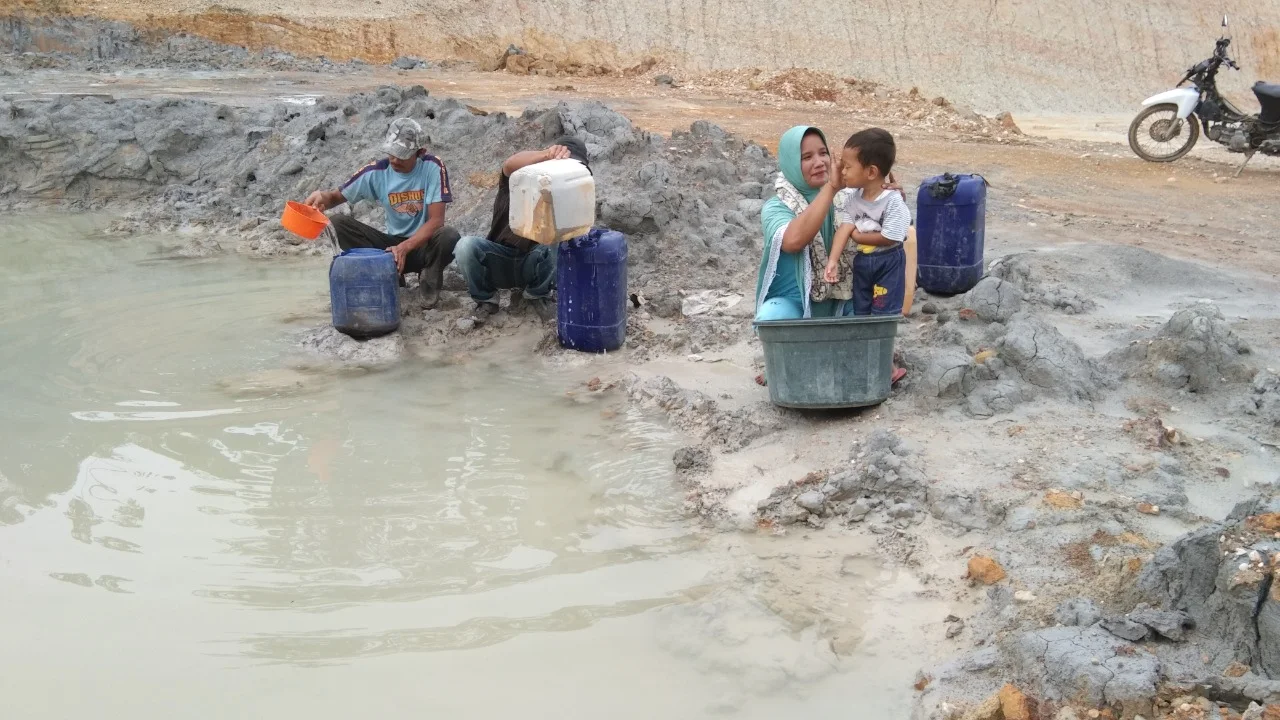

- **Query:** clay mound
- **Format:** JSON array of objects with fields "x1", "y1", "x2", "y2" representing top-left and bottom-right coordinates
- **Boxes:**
[
  {"x1": 1239, "y1": 371, "x2": 1280, "y2": 430},
  {"x1": 961, "y1": 277, "x2": 1023, "y2": 323},
  {"x1": 1138, "y1": 499, "x2": 1280, "y2": 686},
  {"x1": 0, "y1": 84, "x2": 776, "y2": 285},
  {"x1": 987, "y1": 256, "x2": 1094, "y2": 315},
  {"x1": 997, "y1": 313, "x2": 1109, "y2": 401},
  {"x1": 1107, "y1": 303, "x2": 1253, "y2": 393},
  {"x1": 625, "y1": 374, "x2": 782, "y2": 451},
  {"x1": 992, "y1": 246, "x2": 1244, "y2": 306},
  {"x1": 757, "y1": 429, "x2": 927, "y2": 527},
  {"x1": 1, "y1": 16, "x2": 367, "y2": 74},
  {"x1": 910, "y1": 306, "x2": 1111, "y2": 418},
  {"x1": 758, "y1": 68, "x2": 845, "y2": 103}
]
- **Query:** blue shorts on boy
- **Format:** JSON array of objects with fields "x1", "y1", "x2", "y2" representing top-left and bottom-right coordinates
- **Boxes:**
[{"x1": 845, "y1": 246, "x2": 906, "y2": 316}]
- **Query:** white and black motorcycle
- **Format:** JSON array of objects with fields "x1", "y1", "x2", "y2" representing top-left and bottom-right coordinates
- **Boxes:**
[{"x1": 1128, "y1": 16, "x2": 1280, "y2": 175}]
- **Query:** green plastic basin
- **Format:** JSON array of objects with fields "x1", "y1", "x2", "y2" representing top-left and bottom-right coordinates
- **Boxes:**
[{"x1": 754, "y1": 316, "x2": 901, "y2": 409}]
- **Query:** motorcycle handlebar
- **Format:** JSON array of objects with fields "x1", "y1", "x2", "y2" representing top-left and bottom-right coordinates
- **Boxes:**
[{"x1": 1182, "y1": 39, "x2": 1238, "y2": 80}]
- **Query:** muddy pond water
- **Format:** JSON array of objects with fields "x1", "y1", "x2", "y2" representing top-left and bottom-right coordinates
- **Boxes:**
[{"x1": 0, "y1": 216, "x2": 939, "y2": 718}]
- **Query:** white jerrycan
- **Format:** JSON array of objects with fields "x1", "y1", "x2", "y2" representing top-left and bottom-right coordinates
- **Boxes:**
[{"x1": 508, "y1": 158, "x2": 595, "y2": 245}]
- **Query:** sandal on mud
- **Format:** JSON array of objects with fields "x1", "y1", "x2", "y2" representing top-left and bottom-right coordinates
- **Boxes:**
[
  {"x1": 755, "y1": 374, "x2": 768, "y2": 387},
  {"x1": 891, "y1": 367, "x2": 907, "y2": 386}
]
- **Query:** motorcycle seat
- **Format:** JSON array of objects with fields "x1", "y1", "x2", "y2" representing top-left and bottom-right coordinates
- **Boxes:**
[
  {"x1": 1256, "y1": 82, "x2": 1280, "y2": 101},
  {"x1": 1256, "y1": 82, "x2": 1280, "y2": 124}
]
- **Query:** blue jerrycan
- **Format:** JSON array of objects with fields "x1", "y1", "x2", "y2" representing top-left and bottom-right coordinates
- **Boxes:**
[
  {"x1": 329, "y1": 248, "x2": 400, "y2": 338},
  {"x1": 556, "y1": 229, "x2": 628, "y2": 353},
  {"x1": 915, "y1": 173, "x2": 987, "y2": 295}
]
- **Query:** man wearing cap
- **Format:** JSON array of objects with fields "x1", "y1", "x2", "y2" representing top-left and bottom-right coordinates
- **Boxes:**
[
  {"x1": 454, "y1": 136, "x2": 590, "y2": 321},
  {"x1": 304, "y1": 118, "x2": 460, "y2": 308}
]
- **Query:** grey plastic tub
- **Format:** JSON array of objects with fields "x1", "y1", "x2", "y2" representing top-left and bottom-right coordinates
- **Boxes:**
[{"x1": 754, "y1": 316, "x2": 901, "y2": 409}]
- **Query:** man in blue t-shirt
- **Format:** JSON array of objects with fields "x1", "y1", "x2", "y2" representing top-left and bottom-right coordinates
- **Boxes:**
[{"x1": 304, "y1": 118, "x2": 460, "y2": 308}]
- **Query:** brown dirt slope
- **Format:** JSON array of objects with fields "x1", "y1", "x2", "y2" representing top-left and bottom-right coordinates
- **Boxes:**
[{"x1": 8, "y1": 0, "x2": 1280, "y2": 113}]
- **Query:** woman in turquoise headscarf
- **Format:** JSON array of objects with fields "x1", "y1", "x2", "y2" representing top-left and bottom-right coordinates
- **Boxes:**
[{"x1": 755, "y1": 126, "x2": 848, "y2": 321}]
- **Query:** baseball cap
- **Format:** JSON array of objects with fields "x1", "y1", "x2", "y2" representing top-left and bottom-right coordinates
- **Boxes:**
[{"x1": 382, "y1": 118, "x2": 424, "y2": 160}]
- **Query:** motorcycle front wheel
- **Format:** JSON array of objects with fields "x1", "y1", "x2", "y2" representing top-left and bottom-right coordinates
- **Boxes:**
[{"x1": 1128, "y1": 104, "x2": 1200, "y2": 162}]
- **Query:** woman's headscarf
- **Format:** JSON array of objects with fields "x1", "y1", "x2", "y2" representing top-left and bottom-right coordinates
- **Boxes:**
[
  {"x1": 778, "y1": 126, "x2": 824, "y2": 203},
  {"x1": 755, "y1": 126, "x2": 837, "y2": 317}
]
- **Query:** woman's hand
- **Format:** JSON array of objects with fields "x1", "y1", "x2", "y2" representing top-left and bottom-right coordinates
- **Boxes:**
[
  {"x1": 886, "y1": 172, "x2": 906, "y2": 202},
  {"x1": 826, "y1": 155, "x2": 846, "y2": 193}
]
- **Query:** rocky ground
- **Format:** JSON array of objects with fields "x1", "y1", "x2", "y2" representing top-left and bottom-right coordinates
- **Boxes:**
[{"x1": 5, "y1": 16, "x2": 1280, "y2": 720}]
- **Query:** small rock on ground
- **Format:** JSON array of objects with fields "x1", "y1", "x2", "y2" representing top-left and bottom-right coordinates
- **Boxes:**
[
  {"x1": 672, "y1": 445, "x2": 711, "y2": 471},
  {"x1": 968, "y1": 555, "x2": 1007, "y2": 585}
]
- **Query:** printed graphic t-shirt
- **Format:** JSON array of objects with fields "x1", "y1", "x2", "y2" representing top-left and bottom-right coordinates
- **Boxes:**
[
  {"x1": 340, "y1": 151, "x2": 452, "y2": 237},
  {"x1": 835, "y1": 187, "x2": 911, "y2": 255}
]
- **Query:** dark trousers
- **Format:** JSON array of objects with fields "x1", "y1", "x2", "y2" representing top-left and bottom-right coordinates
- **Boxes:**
[
  {"x1": 330, "y1": 214, "x2": 460, "y2": 275},
  {"x1": 843, "y1": 245, "x2": 907, "y2": 316},
  {"x1": 454, "y1": 235, "x2": 557, "y2": 303}
]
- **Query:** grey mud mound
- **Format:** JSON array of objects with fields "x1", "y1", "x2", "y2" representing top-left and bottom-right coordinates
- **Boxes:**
[
  {"x1": 909, "y1": 250, "x2": 1117, "y2": 418},
  {"x1": 961, "y1": 277, "x2": 1023, "y2": 323},
  {"x1": 992, "y1": 245, "x2": 1244, "y2": 309},
  {"x1": 625, "y1": 374, "x2": 782, "y2": 451},
  {"x1": 911, "y1": 307, "x2": 1110, "y2": 418},
  {"x1": 298, "y1": 326, "x2": 406, "y2": 365},
  {"x1": 986, "y1": 245, "x2": 1254, "y2": 319},
  {"x1": 1108, "y1": 303, "x2": 1253, "y2": 393},
  {"x1": 1239, "y1": 371, "x2": 1280, "y2": 429},
  {"x1": 756, "y1": 429, "x2": 927, "y2": 528},
  {"x1": 997, "y1": 313, "x2": 1109, "y2": 401},
  {"x1": 0, "y1": 85, "x2": 774, "y2": 292},
  {"x1": 1006, "y1": 626, "x2": 1161, "y2": 718},
  {"x1": 988, "y1": 254, "x2": 1095, "y2": 315},
  {"x1": 1136, "y1": 500, "x2": 1280, "y2": 680},
  {"x1": 673, "y1": 445, "x2": 712, "y2": 471}
]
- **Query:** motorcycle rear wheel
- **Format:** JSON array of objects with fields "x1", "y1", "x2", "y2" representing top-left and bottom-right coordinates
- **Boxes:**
[{"x1": 1129, "y1": 104, "x2": 1200, "y2": 162}]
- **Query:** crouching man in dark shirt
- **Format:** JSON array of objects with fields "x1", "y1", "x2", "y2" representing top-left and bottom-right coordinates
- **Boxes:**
[{"x1": 454, "y1": 137, "x2": 590, "y2": 322}]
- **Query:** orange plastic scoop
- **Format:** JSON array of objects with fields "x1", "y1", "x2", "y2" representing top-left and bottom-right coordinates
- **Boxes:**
[{"x1": 281, "y1": 200, "x2": 330, "y2": 240}]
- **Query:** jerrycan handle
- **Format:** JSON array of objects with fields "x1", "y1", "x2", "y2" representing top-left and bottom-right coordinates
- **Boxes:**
[
  {"x1": 568, "y1": 227, "x2": 601, "y2": 249},
  {"x1": 926, "y1": 173, "x2": 992, "y2": 200}
]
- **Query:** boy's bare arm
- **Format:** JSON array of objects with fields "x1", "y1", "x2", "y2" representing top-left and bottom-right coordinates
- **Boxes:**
[
  {"x1": 829, "y1": 223, "x2": 856, "y2": 261},
  {"x1": 851, "y1": 230, "x2": 900, "y2": 247}
]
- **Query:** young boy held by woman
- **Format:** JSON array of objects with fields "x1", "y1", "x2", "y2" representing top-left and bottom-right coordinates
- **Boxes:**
[{"x1": 822, "y1": 128, "x2": 911, "y2": 317}]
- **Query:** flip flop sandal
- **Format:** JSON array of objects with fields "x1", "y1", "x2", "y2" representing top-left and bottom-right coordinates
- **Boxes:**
[
  {"x1": 891, "y1": 367, "x2": 907, "y2": 386},
  {"x1": 755, "y1": 374, "x2": 768, "y2": 387}
]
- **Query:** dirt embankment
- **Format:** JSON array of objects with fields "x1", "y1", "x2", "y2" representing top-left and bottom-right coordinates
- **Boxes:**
[{"x1": 9, "y1": 0, "x2": 1280, "y2": 113}]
